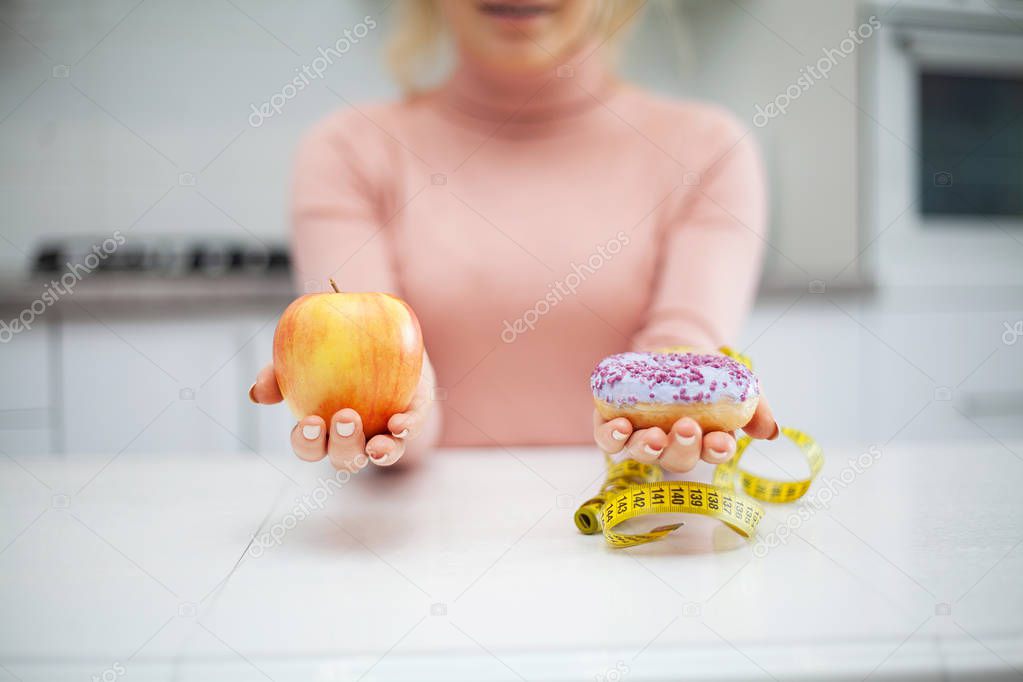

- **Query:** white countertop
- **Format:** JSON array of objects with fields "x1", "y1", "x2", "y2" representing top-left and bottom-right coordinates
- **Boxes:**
[{"x1": 1, "y1": 442, "x2": 1021, "y2": 681}]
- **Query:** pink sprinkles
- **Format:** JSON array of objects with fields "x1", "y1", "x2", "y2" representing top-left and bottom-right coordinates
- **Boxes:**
[{"x1": 590, "y1": 351, "x2": 758, "y2": 406}]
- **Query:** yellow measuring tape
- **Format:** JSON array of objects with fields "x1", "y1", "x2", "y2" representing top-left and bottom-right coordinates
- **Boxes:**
[{"x1": 575, "y1": 347, "x2": 824, "y2": 548}]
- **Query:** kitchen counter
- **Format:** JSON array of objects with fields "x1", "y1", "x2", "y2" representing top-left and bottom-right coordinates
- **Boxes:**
[
  {"x1": 1, "y1": 442, "x2": 1021, "y2": 681},
  {"x1": 0, "y1": 274, "x2": 295, "y2": 310}
]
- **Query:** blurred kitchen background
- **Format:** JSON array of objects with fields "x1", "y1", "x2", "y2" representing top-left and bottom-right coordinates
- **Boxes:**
[{"x1": 0, "y1": 0, "x2": 1020, "y2": 458}]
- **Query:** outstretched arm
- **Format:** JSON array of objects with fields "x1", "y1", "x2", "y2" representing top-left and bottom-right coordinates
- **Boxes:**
[
  {"x1": 594, "y1": 114, "x2": 778, "y2": 472},
  {"x1": 250, "y1": 115, "x2": 440, "y2": 468}
]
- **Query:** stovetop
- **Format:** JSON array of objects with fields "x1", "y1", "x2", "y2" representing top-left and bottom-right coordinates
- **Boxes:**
[{"x1": 31, "y1": 237, "x2": 290, "y2": 277}]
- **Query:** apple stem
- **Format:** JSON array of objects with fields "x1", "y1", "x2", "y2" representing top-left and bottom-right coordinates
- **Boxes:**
[{"x1": 329, "y1": 278, "x2": 341, "y2": 293}]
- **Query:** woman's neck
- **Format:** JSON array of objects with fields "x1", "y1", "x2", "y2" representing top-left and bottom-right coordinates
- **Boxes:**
[{"x1": 440, "y1": 41, "x2": 614, "y2": 124}]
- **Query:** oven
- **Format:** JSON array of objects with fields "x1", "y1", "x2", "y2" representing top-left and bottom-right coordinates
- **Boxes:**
[{"x1": 861, "y1": 0, "x2": 1023, "y2": 285}]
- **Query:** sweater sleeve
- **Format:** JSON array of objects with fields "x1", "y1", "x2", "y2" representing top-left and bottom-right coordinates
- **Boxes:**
[
  {"x1": 289, "y1": 113, "x2": 442, "y2": 457},
  {"x1": 289, "y1": 114, "x2": 399, "y2": 296},
  {"x1": 633, "y1": 113, "x2": 767, "y2": 351}
]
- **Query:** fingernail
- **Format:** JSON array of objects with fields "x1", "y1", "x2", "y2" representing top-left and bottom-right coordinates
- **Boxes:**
[
  {"x1": 612, "y1": 430, "x2": 628, "y2": 442},
  {"x1": 769, "y1": 421, "x2": 781, "y2": 440},
  {"x1": 391, "y1": 428, "x2": 409, "y2": 439},
  {"x1": 708, "y1": 447, "x2": 730, "y2": 460},
  {"x1": 336, "y1": 421, "x2": 355, "y2": 437},
  {"x1": 643, "y1": 444, "x2": 663, "y2": 457},
  {"x1": 302, "y1": 424, "x2": 321, "y2": 440},
  {"x1": 367, "y1": 447, "x2": 386, "y2": 460},
  {"x1": 247, "y1": 383, "x2": 258, "y2": 404},
  {"x1": 676, "y1": 432, "x2": 697, "y2": 446}
]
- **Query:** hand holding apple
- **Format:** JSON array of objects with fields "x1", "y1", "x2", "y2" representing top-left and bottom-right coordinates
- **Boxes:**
[{"x1": 250, "y1": 282, "x2": 436, "y2": 469}]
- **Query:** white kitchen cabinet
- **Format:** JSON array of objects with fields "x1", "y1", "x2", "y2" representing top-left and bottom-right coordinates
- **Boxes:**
[
  {"x1": 742, "y1": 291, "x2": 1023, "y2": 448},
  {"x1": 0, "y1": 316, "x2": 50, "y2": 411},
  {"x1": 0, "y1": 312, "x2": 54, "y2": 455},
  {"x1": 248, "y1": 312, "x2": 297, "y2": 456},
  {"x1": 0, "y1": 429, "x2": 53, "y2": 459},
  {"x1": 56, "y1": 302, "x2": 283, "y2": 456}
]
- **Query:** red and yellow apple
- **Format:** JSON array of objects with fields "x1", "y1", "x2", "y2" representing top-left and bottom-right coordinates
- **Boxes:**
[{"x1": 273, "y1": 283, "x2": 424, "y2": 437}]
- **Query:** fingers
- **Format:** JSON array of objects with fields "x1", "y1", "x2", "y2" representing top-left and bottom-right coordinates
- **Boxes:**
[
  {"x1": 292, "y1": 407, "x2": 417, "y2": 471},
  {"x1": 366, "y1": 434, "x2": 405, "y2": 467},
  {"x1": 373, "y1": 386, "x2": 433, "y2": 467},
  {"x1": 743, "y1": 396, "x2": 779, "y2": 440},
  {"x1": 659, "y1": 417, "x2": 703, "y2": 473},
  {"x1": 326, "y1": 409, "x2": 368, "y2": 472},
  {"x1": 702, "y1": 431, "x2": 737, "y2": 464},
  {"x1": 387, "y1": 395, "x2": 432, "y2": 441},
  {"x1": 591, "y1": 395, "x2": 775, "y2": 474},
  {"x1": 249, "y1": 364, "x2": 284, "y2": 404},
  {"x1": 624, "y1": 427, "x2": 669, "y2": 463},
  {"x1": 290, "y1": 416, "x2": 327, "y2": 462},
  {"x1": 592, "y1": 410, "x2": 634, "y2": 454}
]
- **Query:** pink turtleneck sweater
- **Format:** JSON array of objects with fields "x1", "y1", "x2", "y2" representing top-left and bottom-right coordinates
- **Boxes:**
[{"x1": 290, "y1": 49, "x2": 766, "y2": 447}]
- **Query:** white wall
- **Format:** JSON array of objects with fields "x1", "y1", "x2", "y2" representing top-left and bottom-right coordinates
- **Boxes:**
[
  {"x1": 626, "y1": 1, "x2": 864, "y2": 286},
  {"x1": 0, "y1": 0, "x2": 865, "y2": 286}
]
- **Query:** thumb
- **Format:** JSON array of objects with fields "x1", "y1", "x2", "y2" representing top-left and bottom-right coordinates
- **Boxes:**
[
  {"x1": 743, "y1": 395, "x2": 779, "y2": 440},
  {"x1": 249, "y1": 363, "x2": 284, "y2": 404}
]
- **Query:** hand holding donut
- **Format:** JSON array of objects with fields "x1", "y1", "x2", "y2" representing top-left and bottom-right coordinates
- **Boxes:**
[{"x1": 591, "y1": 351, "x2": 779, "y2": 473}]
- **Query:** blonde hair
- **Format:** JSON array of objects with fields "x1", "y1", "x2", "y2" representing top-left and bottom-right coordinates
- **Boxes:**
[{"x1": 386, "y1": 0, "x2": 646, "y2": 93}]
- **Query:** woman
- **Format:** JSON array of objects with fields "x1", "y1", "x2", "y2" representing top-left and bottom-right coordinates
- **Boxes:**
[{"x1": 250, "y1": 0, "x2": 778, "y2": 473}]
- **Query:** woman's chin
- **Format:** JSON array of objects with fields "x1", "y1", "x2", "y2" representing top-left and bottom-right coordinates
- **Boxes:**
[{"x1": 471, "y1": 43, "x2": 574, "y2": 77}]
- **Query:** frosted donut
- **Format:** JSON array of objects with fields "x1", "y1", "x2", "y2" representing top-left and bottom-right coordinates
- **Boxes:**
[{"x1": 591, "y1": 351, "x2": 760, "y2": 433}]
